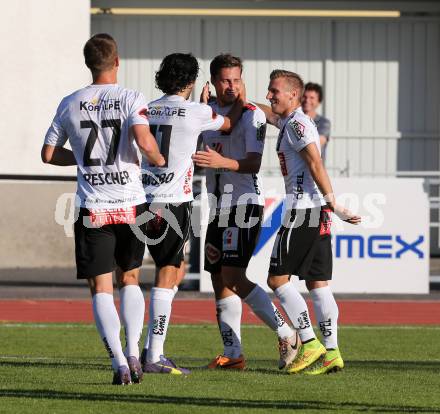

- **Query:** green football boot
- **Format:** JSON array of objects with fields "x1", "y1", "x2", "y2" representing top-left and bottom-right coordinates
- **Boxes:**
[
  {"x1": 304, "y1": 348, "x2": 344, "y2": 375},
  {"x1": 287, "y1": 338, "x2": 326, "y2": 374}
]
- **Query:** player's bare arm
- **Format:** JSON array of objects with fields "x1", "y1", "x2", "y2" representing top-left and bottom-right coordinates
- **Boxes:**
[
  {"x1": 299, "y1": 143, "x2": 361, "y2": 225},
  {"x1": 193, "y1": 147, "x2": 261, "y2": 173},
  {"x1": 256, "y1": 103, "x2": 280, "y2": 127},
  {"x1": 41, "y1": 144, "x2": 77, "y2": 166},
  {"x1": 132, "y1": 124, "x2": 165, "y2": 167}
]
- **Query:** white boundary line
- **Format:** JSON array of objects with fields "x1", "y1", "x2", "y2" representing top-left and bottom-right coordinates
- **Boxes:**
[{"x1": 1, "y1": 323, "x2": 440, "y2": 330}]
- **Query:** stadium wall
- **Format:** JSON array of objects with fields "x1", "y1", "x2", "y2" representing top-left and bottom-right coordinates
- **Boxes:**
[
  {"x1": 0, "y1": 0, "x2": 91, "y2": 177},
  {"x1": 0, "y1": 181, "x2": 76, "y2": 268}
]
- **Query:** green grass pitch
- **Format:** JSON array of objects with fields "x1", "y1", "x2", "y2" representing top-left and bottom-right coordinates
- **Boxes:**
[{"x1": 0, "y1": 324, "x2": 439, "y2": 413}]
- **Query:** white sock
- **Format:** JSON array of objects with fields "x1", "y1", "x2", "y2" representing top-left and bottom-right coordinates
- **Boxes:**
[
  {"x1": 216, "y1": 295, "x2": 242, "y2": 358},
  {"x1": 119, "y1": 285, "x2": 145, "y2": 359},
  {"x1": 146, "y1": 287, "x2": 174, "y2": 363},
  {"x1": 310, "y1": 286, "x2": 339, "y2": 349},
  {"x1": 271, "y1": 303, "x2": 295, "y2": 339},
  {"x1": 144, "y1": 285, "x2": 178, "y2": 352},
  {"x1": 92, "y1": 293, "x2": 127, "y2": 371},
  {"x1": 273, "y1": 282, "x2": 316, "y2": 343},
  {"x1": 244, "y1": 285, "x2": 288, "y2": 333}
]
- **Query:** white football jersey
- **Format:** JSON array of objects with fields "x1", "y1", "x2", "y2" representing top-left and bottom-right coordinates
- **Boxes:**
[
  {"x1": 276, "y1": 106, "x2": 325, "y2": 209},
  {"x1": 201, "y1": 102, "x2": 266, "y2": 208},
  {"x1": 141, "y1": 95, "x2": 224, "y2": 203},
  {"x1": 44, "y1": 84, "x2": 149, "y2": 209}
]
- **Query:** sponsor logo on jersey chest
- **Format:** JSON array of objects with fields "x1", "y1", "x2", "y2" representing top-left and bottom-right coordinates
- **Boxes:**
[
  {"x1": 148, "y1": 106, "x2": 186, "y2": 117},
  {"x1": 80, "y1": 99, "x2": 120, "y2": 111}
]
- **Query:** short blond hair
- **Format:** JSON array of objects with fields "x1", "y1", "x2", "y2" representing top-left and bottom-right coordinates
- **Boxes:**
[{"x1": 270, "y1": 70, "x2": 304, "y2": 96}]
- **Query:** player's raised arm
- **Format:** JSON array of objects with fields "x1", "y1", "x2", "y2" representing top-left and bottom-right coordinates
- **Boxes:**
[
  {"x1": 132, "y1": 124, "x2": 165, "y2": 167},
  {"x1": 299, "y1": 143, "x2": 361, "y2": 225},
  {"x1": 256, "y1": 102, "x2": 280, "y2": 127},
  {"x1": 198, "y1": 82, "x2": 245, "y2": 134}
]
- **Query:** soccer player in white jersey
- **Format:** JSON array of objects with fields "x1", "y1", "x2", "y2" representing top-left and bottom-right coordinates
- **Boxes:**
[
  {"x1": 42, "y1": 34, "x2": 164, "y2": 385},
  {"x1": 258, "y1": 70, "x2": 361, "y2": 374},
  {"x1": 192, "y1": 54, "x2": 299, "y2": 371},
  {"x1": 139, "y1": 53, "x2": 245, "y2": 375}
]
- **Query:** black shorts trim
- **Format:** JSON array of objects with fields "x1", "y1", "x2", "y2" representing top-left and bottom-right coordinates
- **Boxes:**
[
  {"x1": 204, "y1": 204, "x2": 263, "y2": 274},
  {"x1": 145, "y1": 201, "x2": 192, "y2": 268},
  {"x1": 74, "y1": 203, "x2": 147, "y2": 279},
  {"x1": 269, "y1": 206, "x2": 332, "y2": 281}
]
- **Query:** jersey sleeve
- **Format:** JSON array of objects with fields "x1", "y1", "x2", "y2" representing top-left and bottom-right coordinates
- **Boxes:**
[
  {"x1": 243, "y1": 108, "x2": 266, "y2": 154},
  {"x1": 128, "y1": 92, "x2": 149, "y2": 127},
  {"x1": 317, "y1": 117, "x2": 331, "y2": 140},
  {"x1": 198, "y1": 104, "x2": 225, "y2": 132},
  {"x1": 284, "y1": 117, "x2": 316, "y2": 153},
  {"x1": 44, "y1": 101, "x2": 68, "y2": 147}
]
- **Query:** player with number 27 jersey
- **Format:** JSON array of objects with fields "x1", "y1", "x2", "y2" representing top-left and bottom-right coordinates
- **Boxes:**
[
  {"x1": 45, "y1": 84, "x2": 149, "y2": 209},
  {"x1": 142, "y1": 94, "x2": 224, "y2": 203}
]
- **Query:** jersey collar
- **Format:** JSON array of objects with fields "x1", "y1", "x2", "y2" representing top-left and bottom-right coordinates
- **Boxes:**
[
  {"x1": 162, "y1": 94, "x2": 186, "y2": 102},
  {"x1": 279, "y1": 105, "x2": 303, "y2": 128},
  {"x1": 88, "y1": 83, "x2": 118, "y2": 87}
]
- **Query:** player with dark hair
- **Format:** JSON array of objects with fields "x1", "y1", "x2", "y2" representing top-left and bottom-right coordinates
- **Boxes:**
[
  {"x1": 42, "y1": 33, "x2": 164, "y2": 385},
  {"x1": 258, "y1": 69, "x2": 360, "y2": 374},
  {"x1": 302, "y1": 82, "x2": 331, "y2": 162},
  {"x1": 155, "y1": 53, "x2": 200, "y2": 95},
  {"x1": 139, "y1": 53, "x2": 245, "y2": 375},
  {"x1": 192, "y1": 54, "x2": 300, "y2": 371}
]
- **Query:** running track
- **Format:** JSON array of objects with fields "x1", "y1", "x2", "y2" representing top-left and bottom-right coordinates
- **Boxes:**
[{"x1": 0, "y1": 299, "x2": 439, "y2": 325}]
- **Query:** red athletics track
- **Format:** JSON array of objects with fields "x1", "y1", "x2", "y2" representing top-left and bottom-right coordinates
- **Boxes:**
[{"x1": 0, "y1": 299, "x2": 439, "y2": 325}]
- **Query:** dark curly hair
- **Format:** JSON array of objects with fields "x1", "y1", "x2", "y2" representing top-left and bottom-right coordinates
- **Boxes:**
[{"x1": 155, "y1": 53, "x2": 199, "y2": 95}]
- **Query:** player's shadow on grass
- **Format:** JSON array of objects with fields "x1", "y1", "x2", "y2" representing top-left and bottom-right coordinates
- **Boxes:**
[
  {"x1": 0, "y1": 389, "x2": 439, "y2": 413},
  {"x1": 0, "y1": 360, "x2": 107, "y2": 371}
]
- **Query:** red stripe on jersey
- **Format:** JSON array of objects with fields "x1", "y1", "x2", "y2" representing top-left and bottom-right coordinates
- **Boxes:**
[
  {"x1": 278, "y1": 152, "x2": 288, "y2": 176},
  {"x1": 243, "y1": 103, "x2": 257, "y2": 111},
  {"x1": 138, "y1": 108, "x2": 149, "y2": 119}
]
